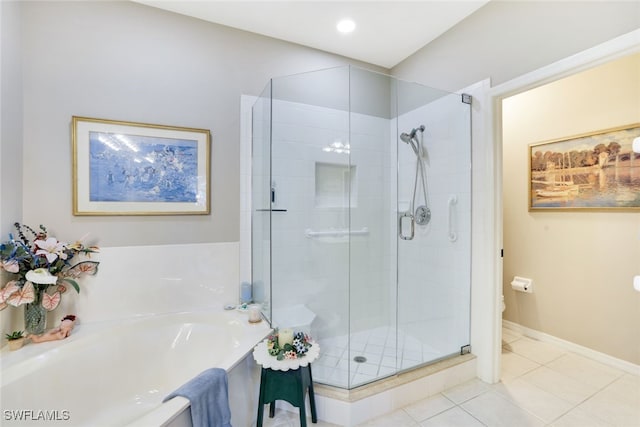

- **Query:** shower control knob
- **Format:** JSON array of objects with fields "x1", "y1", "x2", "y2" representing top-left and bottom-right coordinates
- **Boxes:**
[{"x1": 415, "y1": 205, "x2": 431, "y2": 225}]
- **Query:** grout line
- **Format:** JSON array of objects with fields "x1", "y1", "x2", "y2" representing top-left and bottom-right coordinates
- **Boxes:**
[
  {"x1": 315, "y1": 327, "x2": 439, "y2": 386},
  {"x1": 355, "y1": 333, "x2": 639, "y2": 427},
  {"x1": 457, "y1": 402, "x2": 490, "y2": 427}
]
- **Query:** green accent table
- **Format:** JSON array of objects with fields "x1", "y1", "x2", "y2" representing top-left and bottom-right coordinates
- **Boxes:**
[{"x1": 256, "y1": 364, "x2": 317, "y2": 427}]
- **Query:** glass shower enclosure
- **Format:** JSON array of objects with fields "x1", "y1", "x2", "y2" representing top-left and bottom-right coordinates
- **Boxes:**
[{"x1": 252, "y1": 66, "x2": 471, "y2": 389}]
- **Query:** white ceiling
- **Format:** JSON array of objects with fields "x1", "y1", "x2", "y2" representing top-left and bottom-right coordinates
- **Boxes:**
[{"x1": 133, "y1": 1, "x2": 490, "y2": 69}]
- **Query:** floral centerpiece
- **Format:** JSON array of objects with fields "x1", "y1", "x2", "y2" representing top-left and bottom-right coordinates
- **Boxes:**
[
  {"x1": 0, "y1": 223, "x2": 99, "y2": 334},
  {"x1": 266, "y1": 328, "x2": 312, "y2": 360}
]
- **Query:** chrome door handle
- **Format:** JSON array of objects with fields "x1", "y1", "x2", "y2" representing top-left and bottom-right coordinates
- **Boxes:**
[{"x1": 399, "y1": 212, "x2": 415, "y2": 240}]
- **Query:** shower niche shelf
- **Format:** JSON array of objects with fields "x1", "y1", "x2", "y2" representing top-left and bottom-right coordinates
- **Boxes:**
[{"x1": 314, "y1": 162, "x2": 357, "y2": 208}]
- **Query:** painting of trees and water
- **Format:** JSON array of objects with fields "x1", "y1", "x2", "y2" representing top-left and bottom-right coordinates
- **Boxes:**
[
  {"x1": 529, "y1": 124, "x2": 640, "y2": 210},
  {"x1": 89, "y1": 131, "x2": 198, "y2": 203}
]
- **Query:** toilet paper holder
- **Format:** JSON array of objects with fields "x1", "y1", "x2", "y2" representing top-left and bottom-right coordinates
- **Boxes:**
[{"x1": 511, "y1": 276, "x2": 533, "y2": 293}]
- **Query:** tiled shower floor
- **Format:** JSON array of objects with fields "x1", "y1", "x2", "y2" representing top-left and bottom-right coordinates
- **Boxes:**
[{"x1": 313, "y1": 326, "x2": 450, "y2": 388}]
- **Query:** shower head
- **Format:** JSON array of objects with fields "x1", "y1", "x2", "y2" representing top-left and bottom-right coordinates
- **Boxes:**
[
  {"x1": 400, "y1": 132, "x2": 413, "y2": 143},
  {"x1": 400, "y1": 125, "x2": 426, "y2": 142},
  {"x1": 400, "y1": 133, "x2": 419, "y2": 155},
  {"x1": 400, "y1": 125, "x2": 426, "y2": 154}
]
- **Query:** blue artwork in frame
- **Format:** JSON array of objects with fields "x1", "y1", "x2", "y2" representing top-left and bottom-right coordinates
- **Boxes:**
[
  {"x1": 73, "y1": 116, "x2": 211, "y2": 215},
  {"x1": 89, "y1": 132, "x2": 198, "y2": 203}
]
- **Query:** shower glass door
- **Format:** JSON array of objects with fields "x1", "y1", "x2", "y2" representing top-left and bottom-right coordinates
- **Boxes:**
[{"x1": 396, "y1": 81, "x2": 472, "y2": 371}]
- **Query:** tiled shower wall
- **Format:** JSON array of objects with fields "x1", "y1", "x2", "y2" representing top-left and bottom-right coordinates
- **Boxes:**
[
  {"x1": 241, "y1": 95, "x2": 392, "y2": 340},
  {"x1": 268, "y1": 100, "x2": 392, "y2": 339}
]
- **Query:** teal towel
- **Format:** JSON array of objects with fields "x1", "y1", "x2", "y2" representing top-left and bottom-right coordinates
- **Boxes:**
[{"x1": 163, "y1": 368, "x2": 232, "y2": 427}]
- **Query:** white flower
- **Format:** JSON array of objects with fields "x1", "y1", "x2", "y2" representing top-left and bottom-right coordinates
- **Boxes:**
[
  {"x1": 0, "y1": 259, "x2": 19, "y2": 273},
  {"x1": 25, "y1": 268, "x2": 58, "y2": 285},
  {"x1": 34, "y1": 237, "x2": 68, "y2": 263}
]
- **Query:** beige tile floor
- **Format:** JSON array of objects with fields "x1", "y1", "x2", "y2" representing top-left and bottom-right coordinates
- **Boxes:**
[{"x1": 263, "y1": 326, "x2": 640, "y2": 426}]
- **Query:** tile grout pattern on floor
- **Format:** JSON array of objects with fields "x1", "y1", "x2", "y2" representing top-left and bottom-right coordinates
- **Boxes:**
[
  {"x1": 263, "y1": 326, "x2": 640, "y2": 427},
  {"x1": 313, "y1": 326, "x2": 448, "y2": 388}
]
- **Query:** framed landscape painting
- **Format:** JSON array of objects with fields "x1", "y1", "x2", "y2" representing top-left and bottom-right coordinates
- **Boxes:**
[
  {"x1": 72, "y1": 116, "x2": 211, "y2": 215},
  {"x1": 529, "y1": 123, "x2": 640, "y2": 211}
]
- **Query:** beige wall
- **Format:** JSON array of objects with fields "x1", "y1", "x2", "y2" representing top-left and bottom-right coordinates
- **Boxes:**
[{"x1": 502, "y1": 54, "x2": 640, "y2": 365}]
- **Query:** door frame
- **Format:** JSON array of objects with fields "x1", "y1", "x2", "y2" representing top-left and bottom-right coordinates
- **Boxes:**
[{"x1": 478, "y1": 29, "x2": 640, "y2": 383}]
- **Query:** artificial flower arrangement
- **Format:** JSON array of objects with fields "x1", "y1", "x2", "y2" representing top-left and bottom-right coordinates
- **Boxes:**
[
  {"x1": 0, "y1": 223, "x2": 99, "y2": 333},
  {"x1": 266, "y1": 328, "x2": 312, "y2": 360}
]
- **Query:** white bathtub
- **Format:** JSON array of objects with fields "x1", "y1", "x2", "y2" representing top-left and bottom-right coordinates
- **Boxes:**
[{"x1": 1, "y1": 310, "x2": 270, "y2": 426}]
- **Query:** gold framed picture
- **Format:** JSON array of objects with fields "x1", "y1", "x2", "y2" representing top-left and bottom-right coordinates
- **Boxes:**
[
  {"x1": 72, "y1": 116, "x2": 211, "y2": 215},
  {"x1": 529, "y1": 123, "x2": 640, "y2": 211}
]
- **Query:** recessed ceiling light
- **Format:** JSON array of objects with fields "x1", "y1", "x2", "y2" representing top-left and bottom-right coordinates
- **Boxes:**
[{"x1": 336, "y1": 19, "x2": 356, "y2": 34}]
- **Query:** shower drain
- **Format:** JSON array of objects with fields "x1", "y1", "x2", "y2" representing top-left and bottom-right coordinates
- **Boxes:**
[{"x1": 353, "y1": 356, "x2": 367, "y2": 363}]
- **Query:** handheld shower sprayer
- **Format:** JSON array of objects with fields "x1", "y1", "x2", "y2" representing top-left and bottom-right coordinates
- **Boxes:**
[
  {"x1": 398, "y1": 124, "x2": 431, "y2": 240},
  {"x1": 400, "y1": 125, "x2": 426, "y2": 156}
]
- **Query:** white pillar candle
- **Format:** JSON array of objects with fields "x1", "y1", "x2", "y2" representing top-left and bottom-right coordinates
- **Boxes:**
[
  {"x1": 279, "y1": 328, "x2": 294, "y2": 347},
  {"x1": 248, "y1": 304, "x2": 262, "y2": 323}
]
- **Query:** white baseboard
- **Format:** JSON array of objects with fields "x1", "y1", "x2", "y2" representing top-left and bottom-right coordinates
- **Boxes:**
[{"x1": 502, "y1": 320, "x2": 640, "y2": 376}]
